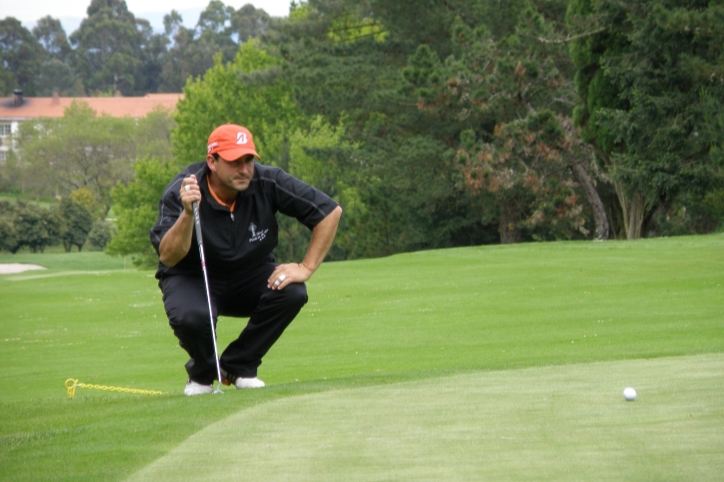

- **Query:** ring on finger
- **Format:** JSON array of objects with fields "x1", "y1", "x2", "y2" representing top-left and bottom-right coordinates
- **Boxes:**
[
  {"x1": 185, "y1": 185, "x2": 190, "y2": 192},
  {"x1": 274, "y1": 279, "x2": 281, "y2": 286},
  {"x1": 279, "y1": 274, "x2": 286, "y2": 282}
]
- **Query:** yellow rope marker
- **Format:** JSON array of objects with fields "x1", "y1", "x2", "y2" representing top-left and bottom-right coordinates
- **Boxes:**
[{"x1": 65, "y1": 378, "x2": 167, "y2": 398}]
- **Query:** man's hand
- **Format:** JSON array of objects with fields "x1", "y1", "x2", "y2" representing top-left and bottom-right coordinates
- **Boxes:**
[
  {"x1": 267, "y1": 205, "x2": 342, "y2": 290},
  {"x1": 158, "y1": 175, "x2": 201, "y2": 267},
  {"x1": 181, "y1": 175, "x2": 200, "y2": 214},
  {"x1": 267, "y1": 263, "x2": 313, "y2": 290}
]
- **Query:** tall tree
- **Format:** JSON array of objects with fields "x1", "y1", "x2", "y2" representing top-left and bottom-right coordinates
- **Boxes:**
[
  {"x1": 568, "y1": 0, "x2": 724, "y2": 238},
  {"x1": 279, "y1": 0, "x2": 601, "y2": 246},
  {"x1": 32, "y1": 18, "x2": 82, "y2": 95},
  {"x1": 32, "y1": 16, "x2": 72, "y2": 62},
  {"x1": 0, "y1": 17, "x2": 44, "y2": 95},
  {"x1": 159, "y1": 11, "x2": 202, "y2": 92},
  {"x1": 135, "y1": 19, "x2": 169, "y2": 95},
  {"x1": 161, "y1": 0, "x2": 272, "y2": 92},
  {"x1": 401, "y1": 7, "x2": 607, "y2": 243},
  {"x1": 173, "y1": 40, "x2": 303, "y2": 167},
  {"x1": 56, "y1": 197, "x2": 94, "y2": 252},
  {"x1": 70, "y1": 0, "x2": 152, "y2": 94},
  {"x1": 232, "y1": 4, "x2": 272, "y2": 43}
]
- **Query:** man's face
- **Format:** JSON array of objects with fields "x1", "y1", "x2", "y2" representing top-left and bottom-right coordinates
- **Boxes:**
[{"x1": 208, "y1": 154, "x2": 255, "y2": 191}]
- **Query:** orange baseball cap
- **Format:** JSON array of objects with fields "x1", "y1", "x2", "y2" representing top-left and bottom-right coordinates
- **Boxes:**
[{"x1": 207, "y1": 124, "x2": 261, "y2": 160}]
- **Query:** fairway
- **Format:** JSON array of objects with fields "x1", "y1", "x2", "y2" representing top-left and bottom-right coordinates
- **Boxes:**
[
  {"x1": 129, "y1": 354, "x2": 724, "y2": 482},
  {"x1": 1, "y1": 235, "x2": 723, "y2": 481}
]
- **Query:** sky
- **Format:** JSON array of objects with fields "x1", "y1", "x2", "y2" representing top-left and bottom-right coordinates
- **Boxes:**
[{"x1": 1, "y1": 0, "x2": 292, "y2": 34}]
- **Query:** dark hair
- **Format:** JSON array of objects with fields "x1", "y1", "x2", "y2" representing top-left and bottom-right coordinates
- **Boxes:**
[{"x1": 212, "y1": 153, "x2": 220, "y2": 161}]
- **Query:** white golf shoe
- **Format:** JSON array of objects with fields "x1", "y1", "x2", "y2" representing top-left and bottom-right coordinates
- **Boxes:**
[
  {"x1": 184, "y1": 380, "x2": 213, "y2": 396},
  {"x1": 221, "y1": 369, "x2": 265, "y2": 389},
  {"x1": 234, "y1": 377, "x2": 265, "y2": 389}
]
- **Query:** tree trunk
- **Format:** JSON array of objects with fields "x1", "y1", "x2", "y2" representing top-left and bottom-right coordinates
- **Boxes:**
[
  {"x1": 499, "y1": 201, "x2": 523, "y2": 244},
  {"x1": 615, "y1": 183, "x2": 646, "y2": 239},
  {"x1": 569, "y1": 157, "x2": 609, "y2": 241}
]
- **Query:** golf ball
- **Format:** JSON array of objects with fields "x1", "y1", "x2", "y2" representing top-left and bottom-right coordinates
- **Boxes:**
[{"x1": 623, "y1": 387, "x2": 637, "y2": 401}]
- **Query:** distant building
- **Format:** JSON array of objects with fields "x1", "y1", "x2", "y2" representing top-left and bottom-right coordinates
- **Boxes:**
[{"x1": 0, "y1": 90, "x2": 183, "y2": 163}]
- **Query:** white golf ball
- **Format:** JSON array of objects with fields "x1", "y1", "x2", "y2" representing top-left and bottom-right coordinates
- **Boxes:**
[{"x1": 623, "y1": 387, "x2": 637, "y2": 401}]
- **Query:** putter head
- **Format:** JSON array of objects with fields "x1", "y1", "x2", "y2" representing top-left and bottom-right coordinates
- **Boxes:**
[{"x1": 212, "y1": 381, "x2": 224, "y2": 394}]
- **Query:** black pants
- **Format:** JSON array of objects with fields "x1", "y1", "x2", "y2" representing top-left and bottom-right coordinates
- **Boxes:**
[{"x1": 160, "y1": 262, "x2": 308, "y2": 384}]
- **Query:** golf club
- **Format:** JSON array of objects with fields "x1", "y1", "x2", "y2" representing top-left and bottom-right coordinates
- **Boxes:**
[{"x1": 192, "y1": 200, "x2": 224, "y2": 394}]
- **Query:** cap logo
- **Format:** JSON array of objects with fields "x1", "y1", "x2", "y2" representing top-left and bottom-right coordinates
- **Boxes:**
[
  {"x1": 237, "y1": 132, "x2": 248, "y2": 145},
  {"x1": 207, "y1": 141, "x2": 218, "y2": 153}
]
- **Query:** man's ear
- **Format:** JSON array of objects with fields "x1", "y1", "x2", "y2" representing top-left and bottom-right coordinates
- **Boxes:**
[{"x1": 206, "y1": 154, "x2": 217, "y2": 172}]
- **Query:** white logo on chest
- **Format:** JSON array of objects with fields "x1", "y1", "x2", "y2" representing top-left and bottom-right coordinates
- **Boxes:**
[{"x1": 248, "y1": 222, "x2": 268, "y2": 243}]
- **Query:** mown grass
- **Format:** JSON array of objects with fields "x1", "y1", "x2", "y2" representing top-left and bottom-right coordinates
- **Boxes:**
[{"x1": 0, "y1": 235, "x2": 723, "y2": 481}]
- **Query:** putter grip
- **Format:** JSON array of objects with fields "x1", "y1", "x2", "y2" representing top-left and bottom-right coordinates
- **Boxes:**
[{"x1": 192, "y1": 201, "x2": 204, "y2": 249}]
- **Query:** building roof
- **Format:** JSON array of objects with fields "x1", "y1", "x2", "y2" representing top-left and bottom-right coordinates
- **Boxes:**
[{"x1": 0, "y1": 93, "x2": 184, "y2": 120}]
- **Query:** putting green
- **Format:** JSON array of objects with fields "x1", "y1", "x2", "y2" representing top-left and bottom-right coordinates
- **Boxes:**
[{"x1": 128, "y1": 354, "x2": 724, "y2": 481}]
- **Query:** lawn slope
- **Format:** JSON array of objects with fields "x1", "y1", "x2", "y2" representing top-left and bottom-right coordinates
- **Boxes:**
[{"x1": 0, "y1": 235, "x2": 722, "y2": 481}]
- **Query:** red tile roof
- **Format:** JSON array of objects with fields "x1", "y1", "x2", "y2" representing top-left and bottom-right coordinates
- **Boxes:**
[{"x1": 0, "y1": 94, "x2": 184, "y2": 120}]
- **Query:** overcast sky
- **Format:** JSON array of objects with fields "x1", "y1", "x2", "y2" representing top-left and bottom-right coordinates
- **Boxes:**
[{"x1": 1, "y1": 0, "x2": 292, "y2": 33}]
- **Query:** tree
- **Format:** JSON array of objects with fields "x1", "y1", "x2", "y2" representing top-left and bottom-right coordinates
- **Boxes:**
[
  {"x1": 135, "y1": 106, "x2": 178, "y2": 161},
  {"x1": 56, "y1": 197, "x2": 94, "y2": 251},
  {"x1": 276, "y1": 1, "x2": 498, "y2": 255},
  {"x1": 69, "y1": 0, "x2": 157, "y2": 95},
  {"x1": 456, "y1": 112, "x2": 597, "y2": 242},
  {"x1": 158, "y1": 2, "x2": 273, "y2": 93},
  {"x1": 37, "y1": 59, "x2": 84, "y2": 96},
  {"x1": 276, "y1": 116, "x2": 363, "y2": 260},
  {"x1": 32, "y1": 16, "x2": 72, "y2": 62},
  {"x1": 196, "y1": 0, "x2": 238, "y2": 63},
  {"x1": 106, "y1": 157, "x2": 176, "y2": 268},
  {"x1": 135, "y1": 19, "x2": 170, "y2": 95},
  {"x1": 32, "y1": 17, "x2": 83, "y2": 97},
  {"x1": 14, "y1": 101, "x2": 174, "y2": 217},
  {"x1": 0, "y1": 17, "x2": 44, "y2": 95},
  {"x1": 395, "y1": 4, "x2": 606, "y2": 243},
  {"x1": 568, "y1": 0, "x2": 724, "y2": 238},
  {"x1": 232, "y1": 4, "x2": 272, "y2": 43},
  {"x1": 13, "y1": 201, "x2": 61, "y2": 253},
  {"x1": 70, "y1": 187, "x2": 104, "y2": 220},
  {"x1": 0, "y1": 200, "x2": 19, "y2": 252},
  {"x1": 88, "y1": 220, "x2": 115, "y2": 250},
  {"x1": 173, "y1": 40, "x2": 304, "y2": 168}
]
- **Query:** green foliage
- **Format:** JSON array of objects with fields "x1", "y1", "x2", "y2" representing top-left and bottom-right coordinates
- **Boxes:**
[
  {"x1": 68, "y1": 0, "x2": 167, "y2": 95},
  {"x1": 158, "y1": 4, "x2": 272, "y2": 93},
  {"x1": 0, "y1": 200, "x2": 19, "y2": 252},
  {"x1": 326, "y1": 11, "x2": 387, "y2": 43},
  {"x1": 278, "y1": 1, "x2": 552, "y2": 254},
  {"x1": 0, "y1": 17, "x2": 44, "y2": 95},
  {"x1": 280, "y1": 116, "x2": 363, "y2": 260},
  {"x1": 70, "y1": 187, "x2": 104, "y2": 220},
  {"x1": 32, "y1": 16, "x2": 81, "y2": 96},
  {"x1": 5, "y1": 0, "x2": 724, "y2": 257},
  {"x1": 568, "y1": 0, "x2": 724, "y2": 238},
  {"x1": 399, "y1": 5, "x2": 587, "y2": 243},
  {"x1": 12, "y1": 201, "x2": 61, "y2": 253},
  {"x1": 87, "y1": 219, "x2": 115, "y2": 250},
  {"x1": 12, "y1": 101, "x2": 175, "y2": 217},
  {"x1": 56, "y1": 197, "x2": 94, "y2": 252},
  {"x1": 106, "y1": 157, "x2": 177, "y2": 268},
  {"x1": 173, "y1": 40, "x2": 303, "y2": 168}
]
